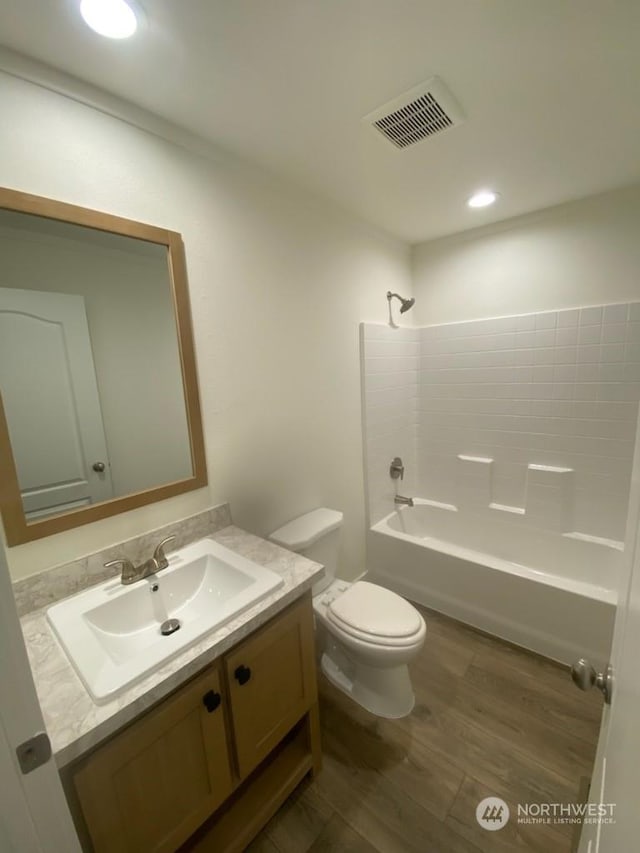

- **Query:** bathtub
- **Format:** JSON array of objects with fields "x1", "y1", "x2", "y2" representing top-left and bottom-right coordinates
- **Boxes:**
[{"x1": 368, "y1": 500, "x2": 617, "y2": 665}]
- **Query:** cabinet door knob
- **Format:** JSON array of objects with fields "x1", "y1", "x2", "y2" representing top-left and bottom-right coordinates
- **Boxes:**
[
  {"x1": 202, "y1": 690, "x2": 221, "y2": 713},
  {"x1": 234, "y1": 665, "x2": 252, "y2": 686}
]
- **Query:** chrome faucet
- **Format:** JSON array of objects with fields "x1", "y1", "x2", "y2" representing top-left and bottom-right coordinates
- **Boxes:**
[
  {"x1": 394, "y1": 495, "x2": 414, "y2": 507},
  {"x1": 105, "y1": 536, "x2": 176, "y2": 586}
]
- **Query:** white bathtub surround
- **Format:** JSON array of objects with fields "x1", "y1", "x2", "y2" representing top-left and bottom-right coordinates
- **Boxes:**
[
  {"x1": 369, "y1": 504, "x2": 614, "y2": 665},
  {"x1": 525, "y1": 464, "x2": 574, "y2": 532},
  {"x1": 456, "y1": 455, "x2": 493, "y2": 509},
  {"x1": 415, "y1": 303, "x2": 640, "y2": 546},
  {"x1": 363, "y1": 302, "x2": 640, "y2": 549},
  {"x1": 374, "y1": 499, "x2": 621, "y2": 596},
  {"x1": 361, "y1": 303, "x2": 640, "y2": 663}
]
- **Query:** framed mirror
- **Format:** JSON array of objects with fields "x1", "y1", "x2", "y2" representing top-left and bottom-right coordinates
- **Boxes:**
[{"x1": 0, "y1": 188, "x2": 207, "y2": 546}]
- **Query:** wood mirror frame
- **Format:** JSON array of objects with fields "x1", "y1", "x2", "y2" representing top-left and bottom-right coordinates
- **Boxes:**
[{"x1": 0, "y1": 188, "x2": 207, "y2": 546}]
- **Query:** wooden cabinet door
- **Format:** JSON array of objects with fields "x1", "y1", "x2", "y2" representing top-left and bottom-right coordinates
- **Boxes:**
[
  {"x1": 225, "y1": 595, "x2": 317, "y2": 778},
  {"x1": 73, "y1": 664, "x2": 233, "y2": 853}
]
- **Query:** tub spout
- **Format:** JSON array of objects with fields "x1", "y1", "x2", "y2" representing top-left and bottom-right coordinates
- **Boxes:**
[{"x1": 394, "y1": 495, "x2": 414, "y2": 507}]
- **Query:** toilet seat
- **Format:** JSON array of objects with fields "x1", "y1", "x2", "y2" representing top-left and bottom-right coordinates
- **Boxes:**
[{"x1": 327, "y1": 581, "x2": 424, "y2": 648}]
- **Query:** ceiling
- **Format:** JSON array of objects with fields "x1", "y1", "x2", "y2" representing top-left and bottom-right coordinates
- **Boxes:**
[{"x1": 1, "y1": 0, "x2": 639, "y2": 243}]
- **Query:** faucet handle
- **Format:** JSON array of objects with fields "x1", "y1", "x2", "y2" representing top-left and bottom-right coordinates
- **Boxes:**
[
  {"x1": 153, "y1": 536, "x2": 176, "y2": 566},
  {"x1": 390, "y1": 456, "x2": 405, "y2": 481},
  {"x1": 104, "y1": 558, "x2": 136, "y2": 584}
]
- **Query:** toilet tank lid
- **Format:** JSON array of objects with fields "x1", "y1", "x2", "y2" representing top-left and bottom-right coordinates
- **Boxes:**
[{"x1": 269, "y1": 508, "x2": 343, "y2": 551}]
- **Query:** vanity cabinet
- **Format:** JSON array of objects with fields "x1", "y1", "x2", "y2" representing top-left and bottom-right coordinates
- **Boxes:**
[
  {"x1": 225, "y1": 593, "x2": 316, "y2": 778},
  {"x1": 71, "y1": 594, "x2": 320, "y2": 853},
  {"x1": 73, "y1": 663, "x2": 233, "y2": 853}
]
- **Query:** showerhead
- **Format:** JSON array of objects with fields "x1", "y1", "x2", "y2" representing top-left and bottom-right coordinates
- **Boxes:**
[{"x1": 387, "y1": 291, "x2": 416, "y2": 314}]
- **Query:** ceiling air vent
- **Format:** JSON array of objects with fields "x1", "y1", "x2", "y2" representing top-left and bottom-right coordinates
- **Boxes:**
[{"x1": 364, "y1": 76, "x2": 465, "y2": 149}]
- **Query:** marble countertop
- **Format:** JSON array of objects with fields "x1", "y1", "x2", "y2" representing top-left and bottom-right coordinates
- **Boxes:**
[{"x1": 20, "y1": 525, "x2": 323, "y2": 768}]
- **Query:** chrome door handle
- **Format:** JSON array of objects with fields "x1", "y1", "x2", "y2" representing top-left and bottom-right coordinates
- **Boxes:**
[
  {"x1": 571, "y1": 658, "x2": 613, "y2": 705},
  {"x1": 92, "y1": 461, "x2": 106, "y2": 472}
]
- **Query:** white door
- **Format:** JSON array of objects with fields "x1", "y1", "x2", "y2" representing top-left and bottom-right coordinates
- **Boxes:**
[
  {"x1": 0, "y1": 287, "x2": 113, "y2": 518},
  {"x1": 578, "y1": 415, "x2": 640, "y2": 852},
  {"x1": 0, "y1": 542, "x2": 81, "y2": 852}
]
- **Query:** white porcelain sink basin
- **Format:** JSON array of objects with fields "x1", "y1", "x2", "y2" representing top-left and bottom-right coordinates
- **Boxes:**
[{"x1": 47, "y1": 537, "x2": 284, "y2": 702}]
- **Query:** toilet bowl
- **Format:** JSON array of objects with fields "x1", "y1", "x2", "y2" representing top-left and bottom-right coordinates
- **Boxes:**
[{"x1": 269, "y1": 509, "x2": 426, "y2": 718}]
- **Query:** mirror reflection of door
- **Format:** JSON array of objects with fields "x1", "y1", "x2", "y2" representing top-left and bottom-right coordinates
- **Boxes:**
[{"x1": 0, "y1": 288, "x2": 113, "y2": 519}]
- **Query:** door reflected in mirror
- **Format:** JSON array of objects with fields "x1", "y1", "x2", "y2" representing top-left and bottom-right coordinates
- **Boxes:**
[{"x1": 0, "y1": 189, "x2": 206, "y2": 545}]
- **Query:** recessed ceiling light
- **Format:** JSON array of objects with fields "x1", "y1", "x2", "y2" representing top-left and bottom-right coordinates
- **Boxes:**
[
  {"x1": 80, "y1": 0, "x2": 138, "y2": 39},
  {"x1": 467, "y1": 190, "x2": 499, "y2": 209}
]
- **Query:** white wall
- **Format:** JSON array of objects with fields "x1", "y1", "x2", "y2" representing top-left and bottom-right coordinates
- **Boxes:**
[
  {"x1": 361, "y1": 324, "x2": 418, "y2": 525},
  {"x1": 0, "y1": 71, "x2": 411, "y2": 582},
  {"x1": 0, "y1": 218, "x2": 191, "y2": 496},
  {"x1": 412, "y1": 185, "x2": 640, "y2": 325}
]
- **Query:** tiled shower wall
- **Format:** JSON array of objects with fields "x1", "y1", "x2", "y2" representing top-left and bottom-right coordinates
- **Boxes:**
[{"x1": 362, "y1": 302, "x2": 640, "y2": 542}]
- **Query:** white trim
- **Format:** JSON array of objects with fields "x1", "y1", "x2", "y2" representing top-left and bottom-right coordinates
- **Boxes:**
[
  {"x1": 0, "y1": 541, "x2": 81, "y2": 851},
  {"x1": 0, "y1": 715, "x2": 42, "y2": 852},
  {"x1": 0, "y1": 46, "x2": 218, "y2": 164}
]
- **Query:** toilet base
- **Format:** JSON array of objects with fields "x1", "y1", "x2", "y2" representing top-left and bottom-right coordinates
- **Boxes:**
[{"x1": 321, "y1": 644, "x2": 416, "y2": 719}]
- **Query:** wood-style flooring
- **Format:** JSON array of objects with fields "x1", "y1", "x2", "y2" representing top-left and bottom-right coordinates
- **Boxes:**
[{"x1": 248, "y1": 605, "x2": 603, "y2": 853}]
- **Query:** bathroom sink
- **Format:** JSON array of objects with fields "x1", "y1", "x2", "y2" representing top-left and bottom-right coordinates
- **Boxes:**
[{"x1": 47, "y1": 537, "x2": 284, "y2": 703}]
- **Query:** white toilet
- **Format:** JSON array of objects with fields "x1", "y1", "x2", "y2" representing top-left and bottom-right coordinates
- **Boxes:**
[{"x1": 269, "y1": 508, "x2": 426, "y2": 718}]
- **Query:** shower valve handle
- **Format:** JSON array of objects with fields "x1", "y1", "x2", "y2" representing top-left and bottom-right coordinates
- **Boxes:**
[{"x1": 390, "y1": 457, "x2": 404, "y2": 480}]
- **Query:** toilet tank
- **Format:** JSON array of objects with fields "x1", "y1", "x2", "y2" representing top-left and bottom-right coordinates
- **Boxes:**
[{"x1": 269, "y1": 508, "x2": 343, "y2": 595}]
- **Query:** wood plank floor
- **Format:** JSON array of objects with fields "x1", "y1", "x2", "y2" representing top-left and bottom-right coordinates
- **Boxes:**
[{"x1": 248, "y1": 605, "x2": 603, "y2": 853}]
